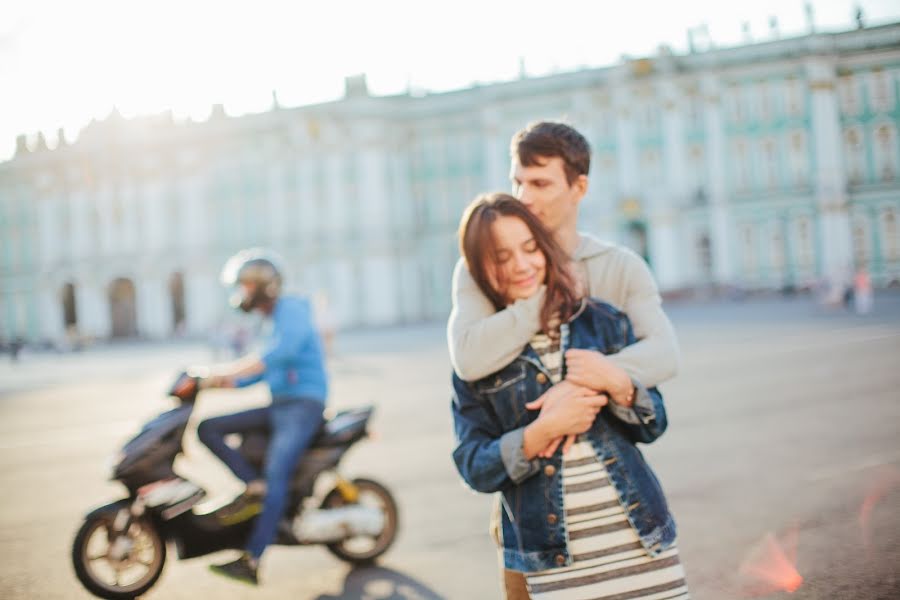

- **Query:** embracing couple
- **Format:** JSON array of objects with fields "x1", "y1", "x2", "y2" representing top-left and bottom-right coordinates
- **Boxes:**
[{"x1": 448, "y1": 122, "x2": 690, "y2": 599}]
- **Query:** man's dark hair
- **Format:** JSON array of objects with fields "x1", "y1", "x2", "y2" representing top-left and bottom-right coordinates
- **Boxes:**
[{"x1": 510, "y1": 121, "x2": 591, "y2": 185}]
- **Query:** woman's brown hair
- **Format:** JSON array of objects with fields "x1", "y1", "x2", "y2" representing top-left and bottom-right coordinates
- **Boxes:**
[{"x1": 458, "y1": 192, "x2": 581, "y2": 334}]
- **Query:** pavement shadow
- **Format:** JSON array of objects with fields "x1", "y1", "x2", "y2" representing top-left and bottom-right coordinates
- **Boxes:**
[{"x1": 314, "y1": 564, "x2": 445, "y2": 600}]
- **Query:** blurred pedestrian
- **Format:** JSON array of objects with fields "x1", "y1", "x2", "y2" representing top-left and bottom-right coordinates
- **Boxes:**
[{"x1": 854, "y1": 267, "x2": 873, "y2": 315}]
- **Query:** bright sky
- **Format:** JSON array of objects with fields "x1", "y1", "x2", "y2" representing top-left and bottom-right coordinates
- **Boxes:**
[{"x1": 2, "y1": 0, "x2": 899, "y2": 162}]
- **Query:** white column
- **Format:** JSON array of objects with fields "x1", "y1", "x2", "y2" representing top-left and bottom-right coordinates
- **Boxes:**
[
  {"x1": 120, "y1": 180, "x2": 140, "y2": 255},
  {"x1": 142, "y1": 180, "x2": 166, "y2": 253},
  {"x1": 181, "y1": 174, "x2": 209, "y2": 252},
  {"x1": 38, "y1": 283, "x2": 65, "y2": 342},
  {"x1": 612, "y1": 70, "x2": 639, "y2": 200},
  {"x1": 70, "y1": 190, "x2": 91, "y2": 261},
  {"x1": 647, "y1": 208, "x2": 682, "y2": 290},
  {"x1": 807, "y1": 58, "x2": 853, "y2": 283},
  {"x1": 361, "y1": 256, "x2": 396, "y2": 325},
  {"x1": 137, "y1": 276, "x2": 171, "y2": 339},
  {"x1": 185, "y1": 270, "x2": 220, "y2": 336},
  {"x1": 359, "y1": 131, "x2": 390, "y2": 242},
  {"x1": 37, "y1": 194, "x2": 60, "y2": 269},
  {"x1": 650, "y1": 79, "x2": 689, "y2": 289},
  {"x1": 481, "y1": 107, "x2": 508, "y2": 189},
  {"x1": 267, "y1": 162, "x2": 288, "y2": 247},
  {"x1": 702, "y1": 73, "x2": 737, "y2": 286},
  {"x1": 76, "y1": 278, "x2": 110, "y2": 339}
]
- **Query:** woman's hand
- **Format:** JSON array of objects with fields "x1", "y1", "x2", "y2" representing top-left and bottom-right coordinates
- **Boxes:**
[
  {"x1": 523, "y1": 381, "x2": 608, "y2": 459},
  {"x1": 565, "y1": 349, "x2": 634, "y2": 407}
]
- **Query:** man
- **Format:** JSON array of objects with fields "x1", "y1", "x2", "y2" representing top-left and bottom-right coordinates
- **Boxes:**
[
  {"x1": 197, "y1": 248, "x2": 328, "y2": 586},
  {"x1": 447, "y1": 121, "x2": 680, "y2": 599}
]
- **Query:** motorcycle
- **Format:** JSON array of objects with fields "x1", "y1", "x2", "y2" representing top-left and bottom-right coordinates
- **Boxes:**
[{"x1": 71, "y1": 372, "x2": 398, "y2": 599}]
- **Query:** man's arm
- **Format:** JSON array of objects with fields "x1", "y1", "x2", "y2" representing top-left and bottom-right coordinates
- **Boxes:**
[
  {"x1": 447, "y1": 258, "x2": 546, "y2": 381},
  {"x1": 597, "y1": 251, "x2": 680, "y2": 387}
]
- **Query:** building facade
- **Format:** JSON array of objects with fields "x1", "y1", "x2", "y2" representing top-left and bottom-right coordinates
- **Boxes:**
[{"x1": 2, "y1": 23, "x2": 899, "y2": 344}]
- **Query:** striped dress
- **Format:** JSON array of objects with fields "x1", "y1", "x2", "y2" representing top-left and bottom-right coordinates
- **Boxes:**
[{"x1": 524, "y1": 333, "x2": 690, "y2": 600}]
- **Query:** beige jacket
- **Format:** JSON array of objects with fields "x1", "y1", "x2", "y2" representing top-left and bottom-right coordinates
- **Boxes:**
[{"x1": 447, "y1": 233, "x2": 680, "y2": 386}]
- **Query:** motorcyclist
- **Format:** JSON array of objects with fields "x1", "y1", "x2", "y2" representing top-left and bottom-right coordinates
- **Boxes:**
[{"x1": 196, "y1": 248, "x2": 328, "y2": 585}]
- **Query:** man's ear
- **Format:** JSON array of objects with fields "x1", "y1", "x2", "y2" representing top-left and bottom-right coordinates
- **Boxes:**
[{"x1": 572, "y1": 174, "x2": 588, "y2": 202}]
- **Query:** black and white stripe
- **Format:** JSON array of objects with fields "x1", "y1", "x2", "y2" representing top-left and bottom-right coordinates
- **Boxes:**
[{"x1": 525, "y1": 440, "x2": 690, "y2": 600}]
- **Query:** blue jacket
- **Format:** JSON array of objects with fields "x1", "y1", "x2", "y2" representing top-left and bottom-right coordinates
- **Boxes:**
[
  {"x1": 451, "y1": 299, "x2": 676, "y2": 572},
  {"x1": 235, "y1": 296, "x2": 328, "y2": 403}
]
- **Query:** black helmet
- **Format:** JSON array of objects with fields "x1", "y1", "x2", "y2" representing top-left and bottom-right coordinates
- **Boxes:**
[{"x1": 220, "y1": 248, "x2": 284, "y2": 312}]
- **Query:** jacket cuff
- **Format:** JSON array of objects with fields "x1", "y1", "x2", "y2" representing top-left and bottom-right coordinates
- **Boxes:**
[
  {"x1": 606, "y1": 379, "x2": 655, "y2": 425},
  {"x1": 499, "y1": 428, "x2": 540, "y2": 484}
]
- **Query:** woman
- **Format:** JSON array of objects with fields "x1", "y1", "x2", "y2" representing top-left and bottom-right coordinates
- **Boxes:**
[{"x1": 451, "y1": 193, "x2": 689, "y2": 599}]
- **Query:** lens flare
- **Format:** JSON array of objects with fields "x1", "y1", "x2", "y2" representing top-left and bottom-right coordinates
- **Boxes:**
[
  {"x1": 859, "y1": 466, "x2": 900, "y2": 555},
  {"x1": 738, "y1": 526, "x2": 803, "y2": 596}
]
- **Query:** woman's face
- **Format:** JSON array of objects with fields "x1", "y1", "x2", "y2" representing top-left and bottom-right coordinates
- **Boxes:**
[{"x1": 487, "y1": 215, "x2": 547, "y2": 303}]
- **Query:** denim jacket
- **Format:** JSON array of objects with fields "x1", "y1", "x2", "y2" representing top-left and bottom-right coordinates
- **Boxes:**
[{"x1": 451, "y1": 299, "x2": 677, "y2": 572}]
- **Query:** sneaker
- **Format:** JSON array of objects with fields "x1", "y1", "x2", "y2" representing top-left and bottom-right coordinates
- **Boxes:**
[
  {"x1": 209, "y1": 553, "x2": 259, "y2": 586},
  {"x1": 217, "y1": 490, "x2": 263, "y2": 525}
]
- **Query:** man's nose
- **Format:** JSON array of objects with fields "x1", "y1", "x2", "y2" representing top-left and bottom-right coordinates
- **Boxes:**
[{"x1": 515, "y1": 184, "x2": 532, "y2": 205}]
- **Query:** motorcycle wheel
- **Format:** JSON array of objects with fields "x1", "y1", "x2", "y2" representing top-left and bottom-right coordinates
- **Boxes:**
[
  {"x1": 320, "y1": 477, "x2": 399, "y2": 564},
  {"x1": 72, "y1": 504, "x2": 166, "y2": 600}
]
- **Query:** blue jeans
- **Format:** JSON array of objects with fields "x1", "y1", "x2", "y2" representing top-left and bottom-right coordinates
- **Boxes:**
[{"x1": 197, "y1": 397, "x2": 325, "y2": 559}]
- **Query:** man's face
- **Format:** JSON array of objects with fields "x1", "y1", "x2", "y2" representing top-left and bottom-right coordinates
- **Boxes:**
[{"x1": 510, "y1": 156, "x2": 586, "y2": 234}]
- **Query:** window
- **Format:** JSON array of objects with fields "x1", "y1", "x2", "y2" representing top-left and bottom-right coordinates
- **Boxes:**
[
  {"x1": 785, "y1": 77, "x2": 804, "y2": 117},
  {"x1": 844, "y1": 128, "x2": 866, "y2": 184},
  {"x1": 687, "y1": 144, "x2": 706, "y2": 192},
  {"x1": 740, "y1": 224, "x2": 756, "y2": 274},
  {"x1": 794, "y1": 216, "x2": 814, "y2": 268},
  {"x1": 770, "y1": 224, "x2": 786, "y2": 270},
  {"x1": 882, "y1": 208, "x2": 898, "y2": 260},
  {"x1": 758, "y1": 82, "x2": 774, "y2": 122},
  {"x1": 640, "y1": 148, "x2": 662, "y2": 186},
  {"x1": 733, "y1": 139, "x2": 750, "y2": 191},
  {"x1": 852, "y1": 216, "x2": 870, "y2": 265},
  {"x1": 869, "y1": 70, "x2": 894, "y2": 113},
  {"x1": 788, "y1": 131, "x2": 809, "y2": 186},
  {"x1": 874, "y1": 124, "x2": 897, "y2": 182},
  {"x1": 760, "y1": 138, "x2": 779, "y2": 190},
  {"x1": 838, "y1": 75, "x2": 860, "y2": 116}
]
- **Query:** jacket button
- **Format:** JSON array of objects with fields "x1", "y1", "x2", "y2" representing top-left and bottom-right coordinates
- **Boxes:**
[
  {"x1": 536, "y1": 373, "x2": 548, "y2": 384},
  {"x1": 555, "y1": 554, "x2": 566, "y2": 566},
  {"x1": 544, "y1": 465, "x2": 556, "y2": 477},
  {"x1": 547, "y1": 513, "x2": 558, "y2": 525}
]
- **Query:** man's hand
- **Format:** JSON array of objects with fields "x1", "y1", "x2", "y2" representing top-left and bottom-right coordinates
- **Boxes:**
[
  {"x1": 523, "y1": 380, "x2": 608, "y2": 459},
  {"x1": 565, "y1": 349, "x2": 634, "y2": 407}
]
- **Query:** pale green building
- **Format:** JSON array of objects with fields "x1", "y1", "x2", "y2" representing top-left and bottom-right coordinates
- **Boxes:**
[{"x1": 1, "y1": 22, "x2": 899, "y2": 344}]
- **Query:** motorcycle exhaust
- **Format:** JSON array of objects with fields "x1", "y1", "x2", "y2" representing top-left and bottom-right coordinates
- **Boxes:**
[{"x1": 293, "y1": 506, "x2": 386, "y2": 543}]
